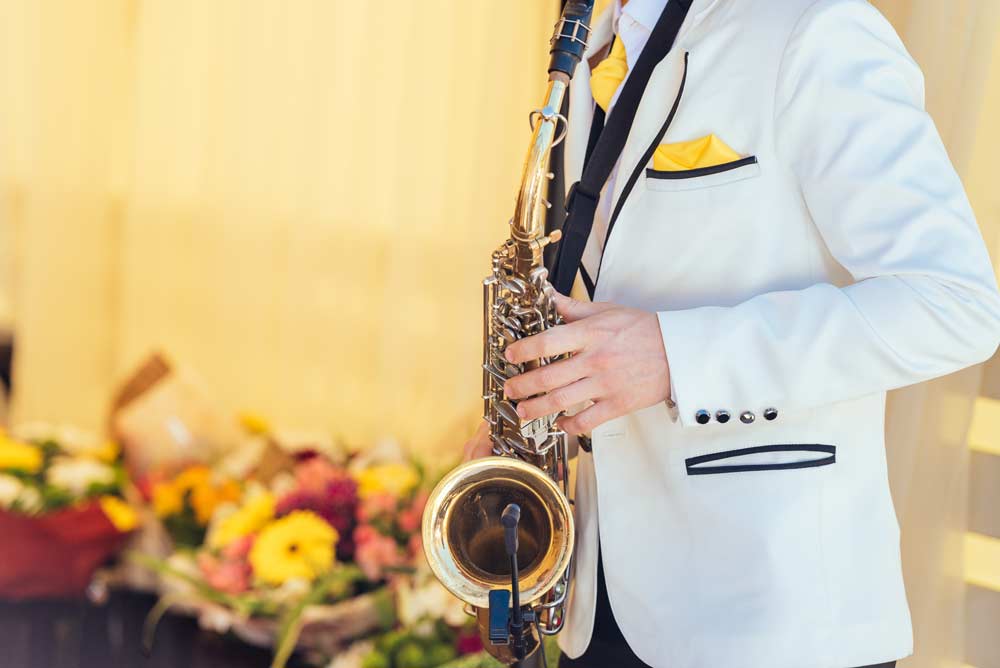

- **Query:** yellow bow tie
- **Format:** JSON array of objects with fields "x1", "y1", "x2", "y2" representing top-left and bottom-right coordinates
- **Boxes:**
[{"x1": 590, "y1": 37, "x2": 628, "y2": 112}]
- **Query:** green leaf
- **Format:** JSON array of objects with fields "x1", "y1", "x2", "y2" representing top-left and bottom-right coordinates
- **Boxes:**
[
  {"x1": 142, "y1": 593, "x2": 188, "y2": 655},
  {"x1": 270, "y1": 572, "x2": 340, "y2": 668}
]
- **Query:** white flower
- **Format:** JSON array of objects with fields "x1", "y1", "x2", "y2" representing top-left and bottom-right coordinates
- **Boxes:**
[
  {"x1": 46, "y1": 456, "x2": 115, "y2": 497},
  {"x1": 268, "y1": 577, "x2": 311, "y2": 605},
  {"x1": 396, "y1": 573, "x2": 469, "y2": 627},
  {"x1": 12, "y1": 422, "x2": 101, "y2": 455},
  {"x1": 198, "y1": 604, "x2": 235, "y2": 634},
  {"x1": 327, "y1": 640, "x2": 373, "y2": 668},
  {"x1": 55, "y1": 426, "x2": 102, "y2": 455},
  {"x1": 17, "y1": 486, "x2": 42, "y2": 514},
  {"x1": 0, "y1": 474, "x2": 43, "y2": 514},
  {"x1": 267, "y1": 471, "x2": 297, "y2": 498},
  {"x1": 12, "y1": 422, "x2": 59, "y2": 443},
  {"x1": 0, "y1": 474, "x2": 24, "y2": 508}
]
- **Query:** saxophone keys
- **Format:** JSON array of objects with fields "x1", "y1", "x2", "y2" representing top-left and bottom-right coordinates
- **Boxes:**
[
  {"x1": 496, "y1": 400, "x2": 521, "y2": 426},
  {"x1": 501, "y1": 277, "x2": 528, "y2": 296}
]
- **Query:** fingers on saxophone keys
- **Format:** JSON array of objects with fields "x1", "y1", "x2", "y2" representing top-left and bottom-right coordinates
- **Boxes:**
[
  {"x1": 505, "y1": 357, "x2": 584, "y2": 400},
  {"x1": 551, "y1": 293, "x2": 616, "y2": 322},
  {"x1": 504, "y1": 322, "x2": 585, "y2": 364},
  {"x1": 516, "y1": 378, "x2": 597, "y2": 421},
  {"x1": 557, "y1": 400, "x2": 619, "y2": 435}
]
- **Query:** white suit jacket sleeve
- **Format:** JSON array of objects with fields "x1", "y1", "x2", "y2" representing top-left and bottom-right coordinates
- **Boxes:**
[{"x1": 659, "y1": 0, "x2": 1000, "y2": 427}]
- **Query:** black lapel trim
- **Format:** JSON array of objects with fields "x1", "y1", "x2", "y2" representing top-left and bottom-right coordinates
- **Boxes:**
[
  {"x1": 646, "y1": 155, "x2": 758, "y2": 180},
  {"x1": 596, "y1": 51, "x2": 690, "y2": 286},
  {"x1": 580, "y1": 264, "x2": 596, "y2": 299}
]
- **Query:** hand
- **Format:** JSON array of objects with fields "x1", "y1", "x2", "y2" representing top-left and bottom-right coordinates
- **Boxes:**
[
  {"x1": 503, "y1": 294, "x2": 671, "y2": 435},
  {"x1": 462, "y1": 420, "x2": 493, "y2": 461}
]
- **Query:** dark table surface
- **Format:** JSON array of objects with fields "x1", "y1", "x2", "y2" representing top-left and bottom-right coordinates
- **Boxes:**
[{"x1": 0, "y1": 591, "x2": 301, "y2": 668}]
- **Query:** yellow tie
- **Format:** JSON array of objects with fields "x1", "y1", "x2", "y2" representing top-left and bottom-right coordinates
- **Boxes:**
[{"x1": 590, "y1": 37, "x2": 628, "y2": 112}]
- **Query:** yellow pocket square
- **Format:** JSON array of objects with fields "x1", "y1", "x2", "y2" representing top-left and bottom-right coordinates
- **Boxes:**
[{"x1": 653, "y1": 134, "x2": 742, "y2": 172}]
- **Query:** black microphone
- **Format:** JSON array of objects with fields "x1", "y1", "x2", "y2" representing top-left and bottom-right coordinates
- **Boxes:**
[
  {"x1": 502, "y1": 503, "x2": 526, "y2": 658},
  {"x1": 502, "y1": 503, "x2": 521, "y2": 557}
]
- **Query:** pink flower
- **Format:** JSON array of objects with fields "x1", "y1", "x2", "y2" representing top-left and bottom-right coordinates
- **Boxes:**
[
  {"x1": 295, "y1": 457, "x2": 346, "y2": 494},
  {"x1": 223, "y1": 533, "x2": 254, "y2": 560},
  {"x1": 397, "y1": 508, "x2": 420, "y2": 535},
  {"x1": 198, "y1": 551, "x2": 251, "y2": 595},
  {"x1": 397, "y1": 490, "x2": 429, "y2": 534},
  {"x1": 353, "y1": 524, "x2": 405, "y2": 581},
  {"x1": 407, "y1": 534, "x2": 423, "y2": 560},
  {"x1": 356, "y1": 492, "x2": 398, "y2": 523}
]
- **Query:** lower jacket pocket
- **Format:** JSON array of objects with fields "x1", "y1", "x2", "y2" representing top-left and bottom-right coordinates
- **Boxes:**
[{"x1": 685, "y1": 443, "x2": 836, "y2": 475}]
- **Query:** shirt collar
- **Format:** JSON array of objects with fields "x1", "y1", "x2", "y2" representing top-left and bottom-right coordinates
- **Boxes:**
[{"x1": 613, "y1": 0, "x2": 667, "y2": 34}]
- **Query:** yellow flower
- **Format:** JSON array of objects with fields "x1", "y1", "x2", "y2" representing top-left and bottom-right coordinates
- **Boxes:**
[
  {"x1": 239, "y1": 412, "x2": 271, "y2": 435},
  {"x1": 355, "y1": 463, "x2": 419, "y2": 499},
  {"x1": 190, "y1": 478, "x2": 241, "y2": 525},
  {"x1": 99, "y1": 495, "x2": 140, "y2": 532},
  {"x1": 249, "y1": 511, "x2": 337, "y2": 585},
  {"x1": 81, "y1": 440, "x2": 120, "y2": 463},
  {"x1": 209, "y1": 491, "x2": 275, "y2": 549},
  {"x1": 0, "y1": 436, "x2": 43, "y2": 474},
  {"x1": 152, "y1": 481, "x2": 184, "y2": 517}
]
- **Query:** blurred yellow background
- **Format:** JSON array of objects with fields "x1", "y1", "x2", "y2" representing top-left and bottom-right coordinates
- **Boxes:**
[
  {"x1": 2, "y1": 2, "x2": 1000, "y2": 667},
  {"x1": 0, "y1": 1, "x2": 558, "y2": 450}
]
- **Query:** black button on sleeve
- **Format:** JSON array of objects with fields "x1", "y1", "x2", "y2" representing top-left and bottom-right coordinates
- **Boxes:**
[
  {"x1": 715, "y1": 410, "x2": 730, "y2": 424},
  {"x1": 764, "y1": 407, "x2": 778, "y2": 421},
  {"x1": 695, "y1": 410, "x2": 711, "y2": 425}
]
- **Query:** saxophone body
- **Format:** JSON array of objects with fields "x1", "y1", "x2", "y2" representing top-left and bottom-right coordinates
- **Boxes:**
[{"x1": 422, "y1": 3, "x2": 594, "y2": 663}]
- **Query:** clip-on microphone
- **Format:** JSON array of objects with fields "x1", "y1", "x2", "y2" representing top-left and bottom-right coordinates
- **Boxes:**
[{"x1": 488, "y1": 503, "x2": 534, "y2": 661}]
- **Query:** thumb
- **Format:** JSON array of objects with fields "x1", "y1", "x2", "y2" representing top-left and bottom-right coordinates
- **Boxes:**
[{"x1": 552, "y1": 292, "x2": 616, "y2": 322}]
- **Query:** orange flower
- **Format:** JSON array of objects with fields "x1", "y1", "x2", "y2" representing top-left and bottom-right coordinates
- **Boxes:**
[{"x1": 190, "y1": 478, "x2": 241, "y2": 525}]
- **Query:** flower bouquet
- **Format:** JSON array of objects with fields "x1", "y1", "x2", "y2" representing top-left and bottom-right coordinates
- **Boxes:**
[
  {"x1": 133, "y1": 442, "x2": 444, "y2": 667},
  {"x1": 0, "y1": 423, "x2": 139, "y2": 599}
]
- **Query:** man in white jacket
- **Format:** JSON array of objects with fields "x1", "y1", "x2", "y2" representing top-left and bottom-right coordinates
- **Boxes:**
[{"x1": 465, "y1": 0, "x2": 1000, "y2": 666}]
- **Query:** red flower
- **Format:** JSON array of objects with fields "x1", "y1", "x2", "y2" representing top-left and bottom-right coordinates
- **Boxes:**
[{"x1": 456, "y1": 629, "x2": 484, "y2": 655}]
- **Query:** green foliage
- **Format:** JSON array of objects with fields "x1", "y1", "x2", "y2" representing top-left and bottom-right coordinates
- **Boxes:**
[
  {"x1": 161, "y1": 503, "x2": 207, "y2": 548},
  {"x1": 365, "y1": 620, "x2": 465, "y2": 668},
  {"x1": 433, "y1": 636, "x2": 562, "y2": 668}
]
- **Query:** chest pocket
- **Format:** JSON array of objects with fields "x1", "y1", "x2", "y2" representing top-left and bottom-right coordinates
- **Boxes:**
[{"x1": 645, "y1": 155, "x2": 761, "y2": 192}]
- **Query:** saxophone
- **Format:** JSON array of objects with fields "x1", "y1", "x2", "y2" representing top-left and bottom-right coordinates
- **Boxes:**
[{"x1": 422, "y1": 2, "x2": 594, "y2": 663}]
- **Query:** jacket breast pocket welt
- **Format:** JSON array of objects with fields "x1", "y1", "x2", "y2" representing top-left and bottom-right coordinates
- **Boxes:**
[
  {"x1": 645, "y1": 155, "x2": 760, "y2": 192},
  {"x1": 684, "y1": 443, "x2": 836, "y2": 475}
]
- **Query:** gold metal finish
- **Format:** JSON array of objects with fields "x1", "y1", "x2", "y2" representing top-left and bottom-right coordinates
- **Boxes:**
[
  {"x1": 422, "y1": 457, "x2": 574, "y2": 609},
  {"x1": 421, "y1": 23, "x2": 582, "y2": 663}
]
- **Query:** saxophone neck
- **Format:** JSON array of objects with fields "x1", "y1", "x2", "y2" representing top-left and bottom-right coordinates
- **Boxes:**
[
  {"x1": 512, "y1": 78, "x2": 567, "y2": 238},
  {"x1": 511, "y1": 79, "x2": 568, "y2": 272}
]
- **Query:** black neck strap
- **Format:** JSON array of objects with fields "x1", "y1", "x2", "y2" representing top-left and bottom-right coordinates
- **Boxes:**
[{"x1": 550, "y1": 0, "x2": 692, "y2": 296}]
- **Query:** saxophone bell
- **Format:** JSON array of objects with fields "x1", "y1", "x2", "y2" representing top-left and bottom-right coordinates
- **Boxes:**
[{"x1": 422, "y1": 457, "x2": 574, "y2": 662}]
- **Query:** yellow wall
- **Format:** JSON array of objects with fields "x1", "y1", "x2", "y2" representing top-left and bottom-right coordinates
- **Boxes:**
[{"x1": 0, "y1": 1, "x2": 556, "y2": 451}]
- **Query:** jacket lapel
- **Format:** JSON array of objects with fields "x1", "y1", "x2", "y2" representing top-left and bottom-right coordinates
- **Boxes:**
[{"x1": 608, "y1": 0, "x2": 722, "y2": 210}]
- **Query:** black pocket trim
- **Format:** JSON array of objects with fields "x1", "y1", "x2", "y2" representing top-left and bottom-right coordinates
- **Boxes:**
[
  {"x1": 685, "y1": 443, "x2": 836, "y2": 475},
  {"x1": 646, "y1": 155, "x2": 758, "y2": 180}
]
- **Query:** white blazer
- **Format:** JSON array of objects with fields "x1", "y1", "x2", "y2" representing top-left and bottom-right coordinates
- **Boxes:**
[{"x1": 558, "y1": 1, "x2": 1000, "y2": 667}]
